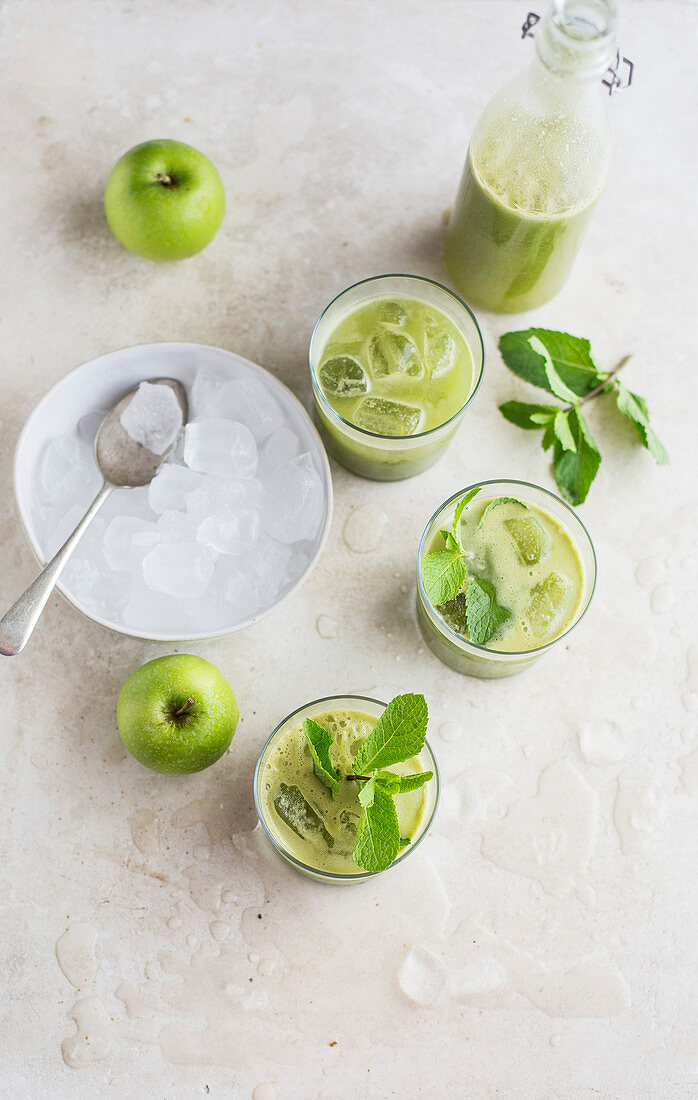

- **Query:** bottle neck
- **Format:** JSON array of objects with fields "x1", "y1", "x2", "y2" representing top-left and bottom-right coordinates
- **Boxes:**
[{"x1": 535, "y1": 0, "x2": 618, "y2": 84}]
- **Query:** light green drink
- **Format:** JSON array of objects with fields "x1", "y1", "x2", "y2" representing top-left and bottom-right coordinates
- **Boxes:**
[
  {"x1": 310, "y1": 275, "x2": 484, "y2": 480},
  {"x1": 254, "y1": 696, "x2": 439, "y2": 882},
  {"x1": 445, "y1": 145, "x2": 599, "y2": 314},
  {"x1": 417, "y1": 481, "x2": 596, "y2": 678}
]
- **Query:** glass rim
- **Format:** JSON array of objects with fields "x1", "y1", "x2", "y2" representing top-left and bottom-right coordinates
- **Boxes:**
[
  {"x1": 308, "y1": 273, "x2": 485, "y2": 442},
  {"x1": 253, "y1": 693, "x2": 441, "y2": 881},
  {"x1": 417, "y1": 479, "x2": 598, "y2": 659}
]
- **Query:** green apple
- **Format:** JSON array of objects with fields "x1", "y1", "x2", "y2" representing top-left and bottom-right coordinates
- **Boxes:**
[
  {"x1": 117, "y1": 654, "x2": 239, "y2": 774},
  {"x1": 104, "y1": 139, "x2": 225, "y2": 262}
]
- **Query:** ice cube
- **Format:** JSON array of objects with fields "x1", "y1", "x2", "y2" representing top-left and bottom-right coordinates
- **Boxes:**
[
  {"x1": 222, "y1": 568, "x2": 261, "y2": 617},
  {"x1": 121, "y1": 583, "x2": 194, "y2": 634},
  {"x1": 259, "y1": 453, "x2": 324, "y2": 544},
  {"x1": 77, "y1": 410, "x2": 106, "y2": 445},
  {"x1": 367, "y1": 329, "x2": 423, "y2": 378},
  {"x1": 61, "y1": 557, "x2": 101, "y2": 601},
  {"x1": 249, "y1": 534, "x2": 293, "y2": 600},
  {"x1": 37, "y1": 435, "x2": 100, "y2": 507},
  {"x1": 214, "y1": 377, "x2": 284, "y2": 442},
  {"x1": 379, "y1": 300, "x2": 407, "y2": 325},
  {"x1": 142, "y1": 543, "x2": 215, "y2": 599},
  {"x1": 284, "y1": 549, "x2": 310, "y2": 585},
  {"x1": 103, "y1": 516, "x2": 160, "y2": 572},
  {"x1": 185, "y1": 477, "x2": 263, "y2": 521},
  {"x1": 44, "y1": 504, "x2": 86, "y2": 558},
  {"x1": 353, "y1": 396, "x2": 423, "y2": 436},
  {"x1": 273, "y1": 783, "x2": 335, "y2": 849},
  {"x1": 504, "y1": 516, "x2": 552, "y2": 565},
  {"x1": 318, "y1": 356, "x2": 369, "y2": 397},
  {"x1": 258, "y1": 429, "x2": 300, "y2": 482},
  {"x1": 189, "y1": 365, "x2": 231, "y2": 419},
  {"x1": 148, "y1": 464, "x2": 206, "y2": 514},
  {"x1": 119, "y1": 382, "x2": 183, "y2": 456},
  {"x1": 156, "y1": 509, "x2": 198, "y2": 543},
  {"x1": 526, "y1": 571, "x2": 573, "y2": 641},
  {"x1": 424, "y1": 315, "x2": 456, "y2": 377},
  {"x1": 197, "y1": 509, "x2": 260, "y2": 555},
  {"x1": 183, "y1": 420, "x2": 258, "y2": 479}
]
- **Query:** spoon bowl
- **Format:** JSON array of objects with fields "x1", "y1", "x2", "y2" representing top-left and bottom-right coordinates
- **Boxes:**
[{"x1": 0, "y1": 377, "x2": 188, "y2": 655}]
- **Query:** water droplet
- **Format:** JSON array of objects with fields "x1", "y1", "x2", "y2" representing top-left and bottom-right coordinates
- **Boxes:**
[
  {"x1": 398, "y1": 945, "x2": 447, "y2": 1005},
  {"x1": 186, "y1": 934, "x2": 197, "y2": 949},
  {"x1": 679, "y1": 748, "x2": 698, "y2": 794},
  {"x1": 56, "y1": 923, "x2": 98, "y2": 987},
  {"x1": 635, "y1": 556, "x2": 664, "y2": 589},
  {"x1": 650, "y1": 583, "x2": 674, "y2": 614},
  {"x1": 30, "y1": 752, "x2": 47, "y2": 769},
  {"x1": 578, "y1": 721, "x2": 627, "y2": 766},
  {"x1": 481, "y1": 760, "x2": 598, "y2": 897},
  {"x1": 613, "y1": 776, "x2": 667, "y2": 854},
  {"x1": 62, "y1": 997, "x2": 114, "y2": 1067},
  {"x1": 194, "y1": 844, "x2": 210, "y2": 862},
  {"x1": 252, "y1": 1085, "x2": 277, "y2": 1100},
  {"x1": 438, "y1": 720, "x2": 462, "y2": 743},
  {"x1": 248, "y1": 952, "x2": 260, "y2": 965},
  {"x1": 342, "y1": 504, "x2": 387, "y2": 553},
  {"x1": 210, "y1": 921, "x2": 229, "y2": 942},
  {"x1": 550, "y1": 1034, "x2": 561, "y2": 1047},
  {"x1": 130, "y1": 808, "x2": 160, "y2": 856},
  {"x1": 316, "y1": 614, "x2": 338, "y2": 639},
  {"x1": 167, "y1": 916, "x2": 182, "y2": 931}
]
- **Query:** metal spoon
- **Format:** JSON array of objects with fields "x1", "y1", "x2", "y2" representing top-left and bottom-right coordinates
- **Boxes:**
[{"x1": 0, "y1": 378, "x2": 188, "y2": 656}]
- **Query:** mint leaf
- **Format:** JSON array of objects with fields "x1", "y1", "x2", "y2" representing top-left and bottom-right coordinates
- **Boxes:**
[
  {"x1": 452, "y1": 486, "x2": 481, "y2": 536},
  {"x1": 440, "y1": 529, "x2": 461, "y2": 553},
  {"x1": 499, "y1": 330, "x2": 604, "y2": 397},
  {"x1": 464, "y1": 577, "x2": 512, "y2": 646},
  {"x1": 541, "y1": 422, "x2": 557, "y2": 452},
  {"x1": 353, "y1": 693, "x2": 429, "y2": 774},
  {"x1": 553, "y1": 410, "x2": 577, "y2": 453},
  {"x1": 374, "y1": 770, "x2": 434, "y2": 794},
  {"x1": 302, "y1": 718, "x2": 340, "y2": 799},
  {"x1": 477, "y1": 497, "x2": 527, "y2": 528},
  {"x1": 552, "y1": 407, "x2": 601, "y2": 506},
  {"x1": 615, "y1": 382, "x2": 669, "y2": 465},
  {"x1": 499, "y1": 401, "x2": 559, "y2": 430},
  {"x1": 353, "y1": 783, "x2": 400, "y2": 874},
  {"x1": 399, "y1": 836, "x2": 412, "y2": 847},
  {"x1": 421, "y1": 549, "x2": 466, "y2": 606},
  {"x1": 438, "y1": 590, "x2": 468, "y2": 632},
  {"x1": 528, "y1": 336, "x2": 579, "y2": 403}
]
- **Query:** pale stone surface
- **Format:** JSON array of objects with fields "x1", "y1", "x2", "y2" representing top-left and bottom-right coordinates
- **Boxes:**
[{"x1": 0, "y1": 1, "x2": 696, "y2": 1097}]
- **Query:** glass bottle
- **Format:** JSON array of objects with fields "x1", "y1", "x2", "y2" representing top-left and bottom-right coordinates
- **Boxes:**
[{"x1": 445, "y1": 0, "x2": 625, "y2": 313}]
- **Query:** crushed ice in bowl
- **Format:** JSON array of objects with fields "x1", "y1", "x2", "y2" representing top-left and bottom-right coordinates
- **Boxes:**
[{"x1": 29, "y1": 362, "x2": 327, "y2": 635}]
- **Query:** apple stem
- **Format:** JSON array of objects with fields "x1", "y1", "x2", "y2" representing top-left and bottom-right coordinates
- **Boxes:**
[
  {"x1": 155, "y1": 172, "x2": 174, "y2": 187},
  {"x1": 173, "y1": 697, "x2": 195, "y2": 718}
]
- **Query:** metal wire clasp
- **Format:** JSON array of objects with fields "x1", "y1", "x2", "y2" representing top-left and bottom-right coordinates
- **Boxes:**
[
  {"x1": 521, "y1": 11, "x2": 540, "y2": 38},
  {"x1": 602, "y1": 50, "x2": 634, "y2": 94},
  {"x1": 520, "y1": 11, "x2": 634, "y2": 94}
]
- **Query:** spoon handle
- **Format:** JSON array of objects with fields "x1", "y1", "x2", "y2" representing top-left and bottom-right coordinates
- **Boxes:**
[{"x1": 0, "y1": 482, "x2": 112, "y2": 656}]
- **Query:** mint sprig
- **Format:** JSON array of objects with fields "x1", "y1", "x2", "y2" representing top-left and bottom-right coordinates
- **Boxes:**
[
  {"x1": 302, "y1": 718, "x2": 340, "y2": 799},
  {"x1": 498, "y1": 332, "x2": 668, "y2": 505},
  {"x1": 421, "y1": 488, "x2": 513, "y2": 647},
  {"x1": 301, "y1": 694, "x2": 435, "y2": 875}
]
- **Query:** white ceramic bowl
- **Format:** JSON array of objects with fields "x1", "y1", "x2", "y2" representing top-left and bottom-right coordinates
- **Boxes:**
[{"x1": 14, "y1": 342, "x2": 333, "y2": 642}]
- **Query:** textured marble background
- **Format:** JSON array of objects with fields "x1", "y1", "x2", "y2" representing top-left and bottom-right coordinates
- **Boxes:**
[{"x1": 1, "y1": 1, "x2": 696, "y2": 1097}]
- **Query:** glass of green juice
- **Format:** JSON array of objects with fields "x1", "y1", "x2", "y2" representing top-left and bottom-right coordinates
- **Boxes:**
[
  {"x1": 309, "y1": 275, "x2": 484, "y2": 480},
  {"x1": 416, "y1": 480, "x2": 597, "y2": 679},
  {"x1": 254, "y1": 695, "x2": 440, "y2": 884}
]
